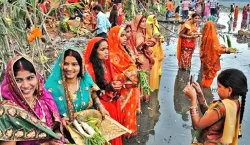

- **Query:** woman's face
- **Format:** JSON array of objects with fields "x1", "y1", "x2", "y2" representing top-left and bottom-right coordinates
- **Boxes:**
[
  {"x1": 217, "y1": 82, "x2": 231, "y2": 100},
  {"x1": 125, "y1": 27, "x2": 132, "y2": 39},
  {"x1": 63, "y1": 56, "x2": 80, "y2": 79},
  {"x1": 139, "y1": 18, "x2": 146, "y2": 29},
  {"x1": 192, "y1": 16, "x2": 200, "y2": 23},
  {"x1": 119, "y1": 29, "x2": 127, "y2": 46},
  {"x1": 97, "y1": 41, "x2": 109, "y2": 60},
  {"x1": 15, "y1": 70, "x2": 38, "y2": 100}
]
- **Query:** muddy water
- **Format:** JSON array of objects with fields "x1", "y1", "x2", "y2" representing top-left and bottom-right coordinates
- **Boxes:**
[{"x1": 124, "y1": 12, "x2": 250, "y2": 145}]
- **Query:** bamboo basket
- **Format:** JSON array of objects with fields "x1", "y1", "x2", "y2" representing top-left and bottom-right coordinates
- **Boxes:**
[{"x1": 67, "y1": 109, "x2": 132, "y2": 144}]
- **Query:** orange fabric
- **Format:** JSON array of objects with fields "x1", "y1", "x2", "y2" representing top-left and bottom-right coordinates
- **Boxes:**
[
  {"x1": 234, "y1": 7, "x2": 239, "y2": 20},
  {"x1": 84, "y1": 37, "x2": 123, "y2": 145},
  {"x1": 108, "y1": 26, "x2": 137, "y2": 82},
  {"x1": 108, "y1": 26, "x2": 138, "y2": 137},
  {"x1": 84, "y1": 37, "x2": 105, "y2": 64},
  {"x1": 176, "y1": 20, "x2": 197, "y2": 61},
  {"x1": 166, "y1": 1, "x2": 174, "y2": 11},
  {"x1": 200, "y1": 21, "x2": 225, "y2": 88}
]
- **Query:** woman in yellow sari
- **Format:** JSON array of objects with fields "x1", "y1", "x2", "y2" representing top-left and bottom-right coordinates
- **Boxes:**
[{"x1": 146, "y1": 15, "x2": 164, "y2": 90}]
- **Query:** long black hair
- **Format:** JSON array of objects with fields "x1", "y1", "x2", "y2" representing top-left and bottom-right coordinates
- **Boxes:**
[
  {"x1": 89, "y1": 39, "x2": 108, "y2": 89},
  {"x1": 217, "y1": 68, "x2": 248, "y2": 137},
  {"x1": 13, "y1": 58, "x2": 36, "y2": 77},
  {"x1": 64, "y1": 49, "x2": 83, "y2": 77}
]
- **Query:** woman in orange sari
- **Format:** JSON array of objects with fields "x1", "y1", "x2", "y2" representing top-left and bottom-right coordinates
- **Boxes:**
[
  {"x1": 177, "y1": 13, "x2": 200, "y2": 70},
  {"x1": 108, "y1": 26, "x2": 139, "y2": 137},
  {"x1": 131, "y1": 15, "x2": 155, "y2": 102},
  {"x1": 234, "y1": 6, "x2": 239, "y2": 21},
  {"x1": 200, "y1": 21, "x2": 234, "y2": 88},
  {"x1": 84, "y1": 37, "x2": 123, "y2": 145}
]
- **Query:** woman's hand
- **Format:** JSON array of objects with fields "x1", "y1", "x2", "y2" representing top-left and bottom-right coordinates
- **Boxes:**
[
  {"x1": 191, "y1": 82, "x2": 203, "y2": 96},
  {"x1": 98, "y1": 105, "x2": 110, "y2": 117},
  {"x1": 111, "y1": 81, "x2": 123, "y2": 91},
  {"x1": 183, "y1": 83, "x2": 197, "y2": 100},
  {"x1": 61, "y1": 117, "x2": 69, "y2": 129}
]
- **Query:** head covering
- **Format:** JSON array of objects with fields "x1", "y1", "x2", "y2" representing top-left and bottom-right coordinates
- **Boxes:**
[
  {"x1": 1, "y1": 56, "x2": 61, "y2": 139},
  {"x1": 200, "y1": 21, "x2": 222, "y2": 87},
  {"x1": 108, "y1": 26, "x2": 137, "y2": 81},
  {"x1": 84, "y1": 37, "x2": 108, "y2": 81},
  {"x1": 146, "y1": 15, "x2": 162, "y2": 39},
  {"x1": 2, "y1": 56, "x2": 46, "y2": 118},
  {"x1": 45, "y1": 46, "x2": 94, "y2": 121},
  {"x1": 84, "y1": 37, "x2": 106, "y2": 64},
  {"x1": 131, "y1": 15, "x2": 146, "y2": 34}
]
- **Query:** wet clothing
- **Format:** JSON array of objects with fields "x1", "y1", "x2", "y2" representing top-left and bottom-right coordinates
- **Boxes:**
[
  {"x1": 177, "y1": 20, "x2": 197, "y2": 70},
  {"x1": 200, "y1": 21, "x2": 226, "y2": 87}
]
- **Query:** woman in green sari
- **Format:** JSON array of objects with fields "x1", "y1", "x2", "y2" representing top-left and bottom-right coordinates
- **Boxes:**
[{"x1": 44, "y1": 46, "x2": 109, "y2": 141}]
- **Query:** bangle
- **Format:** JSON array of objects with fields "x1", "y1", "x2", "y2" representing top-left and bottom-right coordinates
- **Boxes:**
[
  {"x1": 94, "y1": 102, "x2": 101, "y2": 109},
  {"x1": 190, "y1": 106, "x2": 199, "y2": 116}
]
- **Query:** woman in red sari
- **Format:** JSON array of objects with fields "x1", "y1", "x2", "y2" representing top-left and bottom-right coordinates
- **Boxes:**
[
  {"x1": 177, "y1": 13, "x2": 200, "y2": 70},
  {"x1": 84, "y1": 37, "x2": 123, "y2": 145},
  {"x1": 108, "y1": 26, "x2": 139, "y2": 137},
  {"x1": 200, "y1": 21, "x2": 234, "y2": 88},
  {"x1": 242, "y1": 6, "x2": 248, "y2": 20}
]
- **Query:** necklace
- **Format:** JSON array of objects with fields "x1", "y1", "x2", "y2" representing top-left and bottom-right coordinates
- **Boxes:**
[
  {"x1": 68, "y1": 78, "x2": 79, "y2": 101},
  {"x1": 27, "y1": 97, "x2": 37, "y2": 110}
]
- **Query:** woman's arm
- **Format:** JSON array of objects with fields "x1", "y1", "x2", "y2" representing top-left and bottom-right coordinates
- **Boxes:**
[{"x1": 91, "y1": 92, "x2": 109, "y2": 116}]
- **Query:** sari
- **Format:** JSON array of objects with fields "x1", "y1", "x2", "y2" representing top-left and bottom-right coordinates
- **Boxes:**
[
  {"x1": 131, "y1": 15, "x2": 155, "y2": 71},
  {"x1": 198, "y1": 100, "x2": 240, "y2": 145},
  {"x1": 176, "y1": 19, "x2": 198, "y2": 70},
  {"x1": 45, "y1": 46, "x2": 95, "y2": 121},
  {"x1": 242, "y1": 6, "x2": 247, "y2": 20},
  {"x1": 108, "y1": 26, "x2": 138, "y2": 137},
  {"x1": 84, "y1": 37, "x2": 123, "y2": 145},
  {"x1": 200, "y1": 21, "x2": 225, "y2": 88},
  {"x1": 146, "y1": 15, "x2": 164, "y2": 90},
  {"x1": 117, "y1": 3, "x2": 124, "y2": 25},
  {"x1": 234, "y1": 7, "x2": 239, "y2": 21},
  {"x1": 1, "y1": 56, "x2": 61, "y2": 144}
]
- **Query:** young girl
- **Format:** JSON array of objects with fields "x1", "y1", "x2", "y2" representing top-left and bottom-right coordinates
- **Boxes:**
[{"x1": 184, "y1": 68, "x2": 247, "y2": 144}]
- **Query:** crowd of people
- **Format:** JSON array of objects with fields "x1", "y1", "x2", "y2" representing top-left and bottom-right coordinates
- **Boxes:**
[{"x1": 0, "y1": 0, "x2": 249, "y2": 145}]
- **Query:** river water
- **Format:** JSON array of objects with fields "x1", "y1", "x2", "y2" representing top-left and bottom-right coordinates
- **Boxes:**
[{"x1": 124, "y1": 11, "x2": 250, "y2": 145}]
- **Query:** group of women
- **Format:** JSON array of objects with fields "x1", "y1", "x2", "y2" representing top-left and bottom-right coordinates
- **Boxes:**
[
  {"x1": 0, "y1": 14, "x2": 164, "y2": 145},
  {"x1": 178, "y1": 13, "x2": 248, "y2": 145}
]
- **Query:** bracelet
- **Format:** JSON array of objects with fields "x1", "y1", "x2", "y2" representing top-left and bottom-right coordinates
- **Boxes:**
[
  {"x1": 190, "y1": 106, "x2": 199, "y2": 116},
  {"x1": 94, "y1": 102, "x2": 101, "y2": 109}
]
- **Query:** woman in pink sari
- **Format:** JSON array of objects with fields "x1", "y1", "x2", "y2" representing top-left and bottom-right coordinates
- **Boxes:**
[
  {"x1": 1, "y1": 56, "x2": 63, "y2": 145},
  {"x1": 204, "y1": 1, "x2": 211, "y2": 21},
  {"x1": 131, "y1": 15, "x2": 155, "y2": 102}
]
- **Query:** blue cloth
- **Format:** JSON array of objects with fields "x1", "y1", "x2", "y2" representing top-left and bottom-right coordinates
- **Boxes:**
[
  {"x1": 96, "y1": 12, "x2": 111, "y2": 35},
  {"x1": 45, "y1": 46, "x2": 95, "y2": 118}
]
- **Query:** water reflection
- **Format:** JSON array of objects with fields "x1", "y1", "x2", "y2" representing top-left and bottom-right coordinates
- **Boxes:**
[
  {"x1": 173, "y1": 69, "x2": 191, "y2": 121},
  {"x1": 124, "y1": 91, "x2": 160, "y2": 145},
  {"x1": 233, "y1": 20, "x2": 237, "y2": 31},
  {"x1": 241, "y1": 20, "x2": 247, "y2": 29}
]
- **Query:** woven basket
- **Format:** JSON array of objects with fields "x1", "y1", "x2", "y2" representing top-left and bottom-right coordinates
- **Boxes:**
[{"x1": 67, "y1": 109, "x2": 132, "y2": 144}]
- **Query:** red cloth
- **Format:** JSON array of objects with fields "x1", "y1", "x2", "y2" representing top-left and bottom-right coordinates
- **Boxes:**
[
  {"x1": 85, "y1": 37, "x2": 123, "y2": 145},
  {"x1": 67, "y1": 0, "x2": 79, "y2": 3}
]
